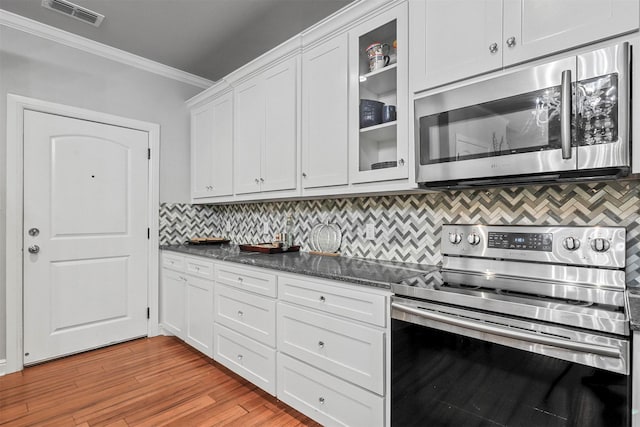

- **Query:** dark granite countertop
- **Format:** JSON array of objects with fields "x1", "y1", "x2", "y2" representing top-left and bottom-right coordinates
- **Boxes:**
[{"x1": 161, "y1": 244, "x2": 433, "y2": 290}]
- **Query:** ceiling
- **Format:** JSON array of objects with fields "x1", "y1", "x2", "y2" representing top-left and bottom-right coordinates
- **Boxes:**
[{"x1": 0, "y1": 0, "x2": 353, "y2": 82}]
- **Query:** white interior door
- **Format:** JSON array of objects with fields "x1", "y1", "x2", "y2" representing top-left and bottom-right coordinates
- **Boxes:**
[{"x1": 23, "y1": 110, "x2": 149, "y2": 365}]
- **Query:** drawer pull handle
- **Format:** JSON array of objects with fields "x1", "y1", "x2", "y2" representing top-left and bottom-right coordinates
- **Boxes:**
[
  {"x1": 238, "y1": 277, "x2": 244, "y2": 282},
  {"x1": 318, "y1": 397, "x2": 325, "y2": 405},
  {"x1": 319, "y1": 296, "x2": 326, "y2": 303},
  {"x1": 237, "y1": 310, "x2": 244, "y2": 317},
  {"x1": 237, "y1": 354, "x2": 243, "y2": 361},
  {"x1": 318, "y1": 341, "x2": 325, "y2": 349}
]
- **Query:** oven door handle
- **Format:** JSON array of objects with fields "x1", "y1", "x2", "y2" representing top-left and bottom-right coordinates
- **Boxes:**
[{"x1": 392, "y1": 302, "x2": 620, "y2": 359}]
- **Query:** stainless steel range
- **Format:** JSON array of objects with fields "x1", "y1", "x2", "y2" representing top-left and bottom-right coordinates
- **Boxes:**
[{"x1": 391, "y1": 224, "x2": 630, "y2": 427}]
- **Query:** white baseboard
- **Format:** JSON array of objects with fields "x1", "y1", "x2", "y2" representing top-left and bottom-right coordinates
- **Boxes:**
[{"x1": 0, "y1": 359, "x2": 7, "y2": 376}]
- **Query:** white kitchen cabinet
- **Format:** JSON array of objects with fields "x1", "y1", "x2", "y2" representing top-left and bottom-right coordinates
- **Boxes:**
[
  {"x1": 160, "y1": 268, "x2": 186, "y2": 339},
  {"x1": 160, "y1": 251, "x2": 213, "y2": 357},
  {"x1": 349, "y1": 2, "x2": 409, "y2": 184},
  {"x1": 190, "y1": 90, "x2": 233, "y2": 199},
  {"x1": 278, "y1": 302, "x2": 385, "y2": 394},
  {"x1": 502, "y1": 0, "x2": 639, "y2": 66},
  {"x1": 278, "y1": 353, "x2": 384, "y2": 427},
  {"x1": 410, "y1": 0, "x2": 639, "y2": 92},
  {"x1": 301, "y1": 32, "x2": 349, "y2": 189},
  {"x1": 213, "y1": 263, "x2": 278, "y2": 395},
  {"x1": 276, "y1": 273, "x2": 391, "y2": 425},
  {"x1": 234, "y1": 56, "x2": 298, "y2": 195}
]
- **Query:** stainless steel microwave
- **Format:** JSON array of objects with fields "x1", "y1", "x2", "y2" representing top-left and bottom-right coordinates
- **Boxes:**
[{"x1": 415, "y1": 43, "x2": 630, "y2": 188}]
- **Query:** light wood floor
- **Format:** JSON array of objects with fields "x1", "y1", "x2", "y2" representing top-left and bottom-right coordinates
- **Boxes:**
[{"x1": 0, "y1": 336, "x2": 321, "y2": 427}]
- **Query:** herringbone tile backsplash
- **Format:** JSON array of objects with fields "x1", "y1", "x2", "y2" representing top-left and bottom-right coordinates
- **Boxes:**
[{"x1": 160, "y1": 181, "x2": 640, "y2": 285}]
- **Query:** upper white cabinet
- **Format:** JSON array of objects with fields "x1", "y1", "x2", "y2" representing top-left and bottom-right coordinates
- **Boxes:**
[
  {"x1": 190, "y1": 88, "x2": 233, "y2": 199},
  {"x1": 410, "y1": 0, "x2": 639, "y2": 92},
  {"x1": 301, "y1": 32, "x2": 349, "y2": 189},
  {"x1": 349, "y1": 2, "x2": 408, "y2": 184},
  {"x1": 502, "y1": 0, "x2": 639, "y2": 66},
  {"x1": 234, "y1": 56, "x2": 298, "y2": 195}
]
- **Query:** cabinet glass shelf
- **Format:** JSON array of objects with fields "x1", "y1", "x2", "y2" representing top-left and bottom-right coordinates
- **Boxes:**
[
  {"x1": 360, "y1": 64, "x2": 397, "y2": 96},
  {"x1": 360, "y1": 121, "x2": 397, "y2": 142}
]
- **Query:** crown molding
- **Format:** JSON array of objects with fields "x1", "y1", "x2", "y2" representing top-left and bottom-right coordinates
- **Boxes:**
[{"x1": 0, "y1": 9, "x2": 214, "y2": 89}]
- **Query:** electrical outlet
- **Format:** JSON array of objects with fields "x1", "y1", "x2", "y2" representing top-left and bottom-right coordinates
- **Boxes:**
[
  {"x1": 365, "y1": 222, "x2": 375, "y2": 240},
  {"x1": 263, "y1": 221, "x2": 269, "y2": 235}
]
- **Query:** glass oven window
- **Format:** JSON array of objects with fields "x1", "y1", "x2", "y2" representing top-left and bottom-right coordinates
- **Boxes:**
[{"x1": 419, "y1": 86, "x2": 563, "y2": 165}]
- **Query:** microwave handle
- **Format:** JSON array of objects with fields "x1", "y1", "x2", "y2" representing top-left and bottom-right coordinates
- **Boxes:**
[{"x1": 560, "y1": 69, "x2": 572, "y2": 159}]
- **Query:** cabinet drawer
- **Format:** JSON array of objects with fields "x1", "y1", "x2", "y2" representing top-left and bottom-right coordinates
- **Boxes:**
[
  {"x1": 215, "y1": 264, "x2": 277, "y2": 297},
  {"x1": 278, "y1": 303, "x2": 384, "y2": 394},
  {"x1": 214, "y1": 284, "x2": 276, "y2": 347},
  {"x1": 277, "y1": 353, "x2": 384, "y2": 427},
  {"x1": 162, "y1": 252, "x2": 185, "y2": 272},
  {"x1": 279, "y1": 275, "x2": 387, "y2": 327},
  {"x1": 213, "y1": 323, "x2": 276, "y2": 396},
  {"x1": 185, "y1": 256, "x2": 214, "y2": 279}
]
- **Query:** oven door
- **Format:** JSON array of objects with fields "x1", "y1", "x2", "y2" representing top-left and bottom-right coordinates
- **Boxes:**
[{"x1": 391, "y1": 297, "x2": 630, "y2": 427}]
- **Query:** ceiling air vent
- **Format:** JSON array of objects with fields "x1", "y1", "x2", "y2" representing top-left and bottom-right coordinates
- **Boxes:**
[{"x1": 41, "y1": 0, "x2": 105, "y2": 27}]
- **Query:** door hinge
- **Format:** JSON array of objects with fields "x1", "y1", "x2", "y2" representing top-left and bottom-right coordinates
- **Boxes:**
[
  {"x1": 147, "y1": 307, "x2": 150, "y2": 319},
  {"x1": 147, "y1": 228, "x2": 150, "y2": 239},
  {"x1": 147, "y1": 148, "x2": 151, "y2": 160}
]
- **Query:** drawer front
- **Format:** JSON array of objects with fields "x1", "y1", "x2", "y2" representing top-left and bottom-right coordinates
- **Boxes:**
[
  {"x1": 162, "y1": 252, "x2": 185, "y2": 272},
  {"x1": 185, "y1": 256, "x2": 214, "y2": 279},
  {"x1": 279, "y1": 275, "x2": 387, "y2": 327},
  {"x1": 278, "y1": 303, "x2": 385, "y2": 394},
  {"x1": 215, "y1": 264, "x2": 277, "y2": 297},
  {"x1": 214, "y1": 284, "x2": 276, "y2": 347},
  {"x1": 277, "y1": 353, "x2": 384, "y2": 427},
  {"x1": 213, "y1": 323, "x2": 276, "y2": 396}
]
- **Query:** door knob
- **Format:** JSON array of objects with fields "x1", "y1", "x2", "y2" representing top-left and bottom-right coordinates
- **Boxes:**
[
  {"x1": 28, "y1": 228, "x2": 40, "y2": 236},
  {"x1": 506, "y1": 36, "x2": 516, "y2": 48},
  {"x1": 28, "y1": 245, "x2": 40, "y2": 254}
]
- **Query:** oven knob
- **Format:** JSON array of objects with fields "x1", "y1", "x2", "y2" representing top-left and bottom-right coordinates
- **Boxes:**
[
  {"x1": 591, "y1": 238, "x2": 610, "y2": 253},
  {"x1": 467, "y1": 233, "x2": 481, "y2": 246},
  {"x1": 448, "y1": 232, "x2": 462, "y2": 245},
  {"x1": 562, "y1": 237, "x2": 580, "y2": 251}
]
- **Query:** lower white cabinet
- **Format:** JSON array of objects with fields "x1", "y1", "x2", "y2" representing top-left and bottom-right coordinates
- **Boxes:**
[
  {"x1": 213, "y1": 323, "x2": 277, "y2": 395},
  {"x1": 278, "y1": 353, "x2": 384, "y2": 427},
  {"x1": 278, "y1": 302, "x2": 385, "y2": 394},
  {"x1": 276, "y1": 274, "x2": 390, "y2": 426},
  {"x1": 160, "y1": 252, "x2": 213, "y2": 357},
  {"x1": 213, "y1": 263, "x2": 278, "y2": 396}
]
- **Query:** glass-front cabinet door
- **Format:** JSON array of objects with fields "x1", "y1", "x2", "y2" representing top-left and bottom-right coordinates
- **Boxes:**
[{"x1": 349, "y1": 2, "x2": 408, "y2": 184}]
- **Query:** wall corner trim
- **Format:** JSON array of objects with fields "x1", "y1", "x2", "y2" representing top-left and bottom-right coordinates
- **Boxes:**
[{"x1": 0, "y1": 9, "x2": 214, "y2": 90}]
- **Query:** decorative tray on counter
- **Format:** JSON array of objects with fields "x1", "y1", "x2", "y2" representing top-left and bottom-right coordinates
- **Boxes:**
[
  {"x1": 186, "y1": 237, "x2": 231, "y2": 245},
  {"x1": 239, "y1": 243, "x2": 300, "y2": 254}
]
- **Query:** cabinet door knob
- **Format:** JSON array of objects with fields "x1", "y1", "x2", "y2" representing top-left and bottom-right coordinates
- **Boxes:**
[
  {"x1": 399, "y1": 158, "x2": 405, "y2": 166},
  {"x1": 260, "y1": 177, "x2": 264, "y2": 183},
  {"x1": 237, "y1": 354, "x2": 243, "y2": 361},
  {"x1": 254, "y1": 178, "x2": 260, "y2": 184},
  {"x1": 506, "y1": 36, "x2": 516, "y2": 48},
  {"x1": 237, "y1": 310, "x2": 244, "y2": 317},
  {"x1": 489, "y1": 42, "x2": 498, "y2": 53},
  {"x1": 28, "y1": 245, "x2": 40, "y2": 254},
  {"x1": 302, "y1": 172, "x2": 307, "y2": 178},
  {"x1": 318, "y1": 397, "x2": 325, "y2": 405},
  {"x1": 318, "y1": 341, "x2": 325, "y2": 348},
  {"x1": 237, "y1": 277, "x2": 244, "y2": 282},
  {"x1": 319, "y1": 296, "x2": 326, "y2": 303}
]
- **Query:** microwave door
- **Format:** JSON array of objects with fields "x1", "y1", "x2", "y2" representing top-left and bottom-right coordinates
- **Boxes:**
[
  {"x1": 415, "y1": 56, "x2": 578, "y2": 184},
  {"x1": 576, "y1": 43, "x2": 630, "y2": 171}
]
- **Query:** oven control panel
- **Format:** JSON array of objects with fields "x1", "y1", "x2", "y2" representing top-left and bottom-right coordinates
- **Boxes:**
[
  {"x1": 487, "y1": 232, "x2": 552, "y2": 252},
  {"x1": 441, "y1": 224, "x2": 626, "y2": 268}
]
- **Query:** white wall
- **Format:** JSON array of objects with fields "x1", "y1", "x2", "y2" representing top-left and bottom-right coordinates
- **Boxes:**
[{"x1": 0, "y1": 25, "x2": 203, "y2": 362}]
